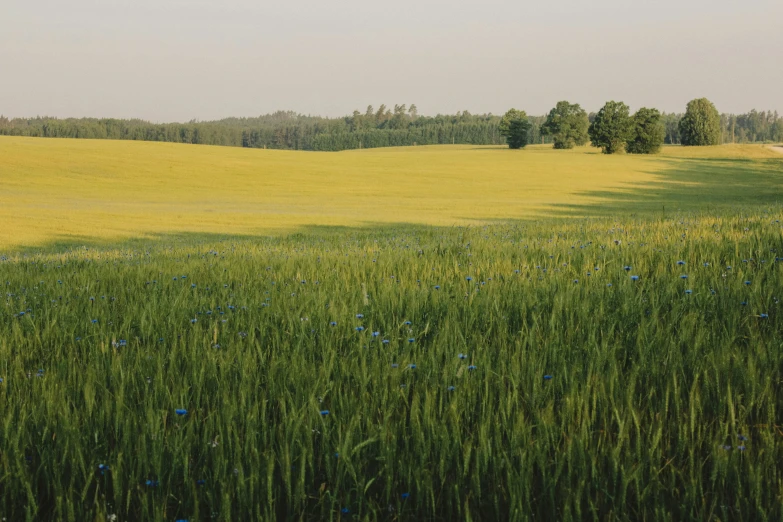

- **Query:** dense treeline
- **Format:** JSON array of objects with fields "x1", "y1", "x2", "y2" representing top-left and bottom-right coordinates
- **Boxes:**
[{"x1": 0, "y1": 105, "x2": 780, "y2": 151}]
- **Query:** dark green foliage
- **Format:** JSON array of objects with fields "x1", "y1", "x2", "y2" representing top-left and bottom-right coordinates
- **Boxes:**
[
  {"x1": 540, "y1": 101, "x2": 589, "y2": 149},
  {"x1": 588, "y1": 101, "x2": 633, "y2": 154},
  {"x1": 679, "y1": 98, "x2": 721, "y2": 146},
  {"x1": 498, "y1": 109, "x2": 532, "y2": 149},
  {"x1": 627, "y1": 108, "x2": 665, "y2": 154}
]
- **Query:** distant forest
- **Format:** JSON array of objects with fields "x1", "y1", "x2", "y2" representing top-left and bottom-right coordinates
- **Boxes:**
[{"x1": 1, "y1": 105, "x2": 781, "y2": 151}]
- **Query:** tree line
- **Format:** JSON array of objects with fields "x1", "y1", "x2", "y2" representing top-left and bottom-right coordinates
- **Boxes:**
[
  {"x1": 500, "y1": 98, "x2": 783, "y2": 153},
  {"x1": 0, "y1": 102, "x2": 780, "y2": 152}
]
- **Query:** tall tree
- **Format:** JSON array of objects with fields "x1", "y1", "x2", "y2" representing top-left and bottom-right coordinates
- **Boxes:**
[
  {"x1": 679, "y1": 98, "x2": 721, "y2": 146},
  {"x1": 498, "y1": 109, "x2": 532, "y2": 149},
  {"x1": 588, "y1": 101, "x2": 633, "y2": 154},
  {"x1": 627, "y1": 108, "x2": 665, "y2": 154},
  {"x1": 540, "y1": 101, "x2": 589, "y2": 149}
]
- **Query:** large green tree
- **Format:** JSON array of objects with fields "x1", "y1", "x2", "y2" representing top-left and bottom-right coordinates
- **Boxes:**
[
  {"x1": 679, "y1": 98, "x2": 721, "y2": 146},
  {"x1": 540, "y1": 101, "x2": 589, "y2": 149},
  {"x1": 627, "y1": 107, "x2": 665, "y2": 154},
  {"x1": 498, "y1": 109, "x2": 532, "y2": 149},
  {"x1": 588, "y1": 101, "x2": 633, "y2": 154}
]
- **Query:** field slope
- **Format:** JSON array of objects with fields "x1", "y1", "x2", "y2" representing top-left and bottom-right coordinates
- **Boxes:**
[{"x1": 1, "y1": 136, "x2": 781, "y2": 249}]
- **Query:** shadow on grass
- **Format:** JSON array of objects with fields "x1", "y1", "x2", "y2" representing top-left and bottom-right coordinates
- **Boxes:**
[{"x1": 544, "y1": 156, "x2": 783, "y2": 218}]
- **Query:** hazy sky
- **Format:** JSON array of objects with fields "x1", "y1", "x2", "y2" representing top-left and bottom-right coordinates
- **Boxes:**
[{"x1": 2, "y1": 0, "x2": 781, "y2": 121}]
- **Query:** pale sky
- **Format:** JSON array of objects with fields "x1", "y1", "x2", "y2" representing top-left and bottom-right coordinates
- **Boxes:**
[{"x1": 2, "y1": 0, "x2": 781, "y2": 121}]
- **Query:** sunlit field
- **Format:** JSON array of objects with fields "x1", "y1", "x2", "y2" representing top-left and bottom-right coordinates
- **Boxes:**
[
  {"x1": 1, "y1": 136, "x2": 782, "y2": 249},
  {"x1": 1, "y1": 138, "x2": 783, "y2": 521}
]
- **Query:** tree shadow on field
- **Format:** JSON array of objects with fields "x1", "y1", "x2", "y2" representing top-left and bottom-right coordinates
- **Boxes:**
[{"x1": 544, "y1": 156, "x2": 783, "y2": 218}]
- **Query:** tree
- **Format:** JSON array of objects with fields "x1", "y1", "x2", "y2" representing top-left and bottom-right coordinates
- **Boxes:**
[
  {"x1": 498, "y1": 109, "x2": 532, "y2": 149},
  {"x1": 679, "y1": 98, "x2": 721, "y2": 146},
  {"x1": 626, "y1": 107, "x2": 665, "y2": 154},
  {"x1": 588, "y1": 101, "x2": 633, "y2": 154},
  {"x1": 540, "y1": 101, "x2": 589, "y2": 149}
]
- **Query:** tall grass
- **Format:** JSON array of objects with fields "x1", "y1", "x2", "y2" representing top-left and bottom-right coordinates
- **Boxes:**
[{"x1": 1, "y1": 211, "x2": 781, "y2": 520}]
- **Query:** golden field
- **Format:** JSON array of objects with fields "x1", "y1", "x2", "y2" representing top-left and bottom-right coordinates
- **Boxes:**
[{"x1": 1, "y1": 136, "x2": 781, "y2": 248}]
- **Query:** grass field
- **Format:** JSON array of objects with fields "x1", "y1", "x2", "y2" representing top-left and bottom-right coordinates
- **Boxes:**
[
  {"x1": 1, "y1": 136, "x2": 782, "y2": 249},
  {"x1": 1, "y1": 137, "x2": 783, "y2": 521}
]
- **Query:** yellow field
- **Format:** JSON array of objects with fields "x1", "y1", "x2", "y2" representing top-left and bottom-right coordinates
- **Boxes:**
[{"x1": 1, "y1": 136, "x2": 781, "y2": 248}]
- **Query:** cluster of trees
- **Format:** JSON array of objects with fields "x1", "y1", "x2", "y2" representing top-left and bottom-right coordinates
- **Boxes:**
[
  {"x1": 499, "y1": 98, "x2": 783, "y2": 153},
  {"x1": 1, "y1": 101, "x2": 781, "y2": 152}
]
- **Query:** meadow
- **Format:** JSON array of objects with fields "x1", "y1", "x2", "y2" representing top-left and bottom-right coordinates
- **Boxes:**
[{"x1": 1, "y1": 137, "x2": 783, "y2": 521}]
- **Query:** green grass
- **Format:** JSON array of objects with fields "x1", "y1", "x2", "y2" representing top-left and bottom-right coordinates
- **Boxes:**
[
  {"x1": 1, "y1": 138, "x2": 783, "y2": 520},
  {"x1": 1, "y1": 212, "x2": 782, "y2": 521}
]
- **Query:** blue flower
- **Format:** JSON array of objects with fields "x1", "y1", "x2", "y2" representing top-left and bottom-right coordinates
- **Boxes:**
[
  {"x1": 434, "y1": 285, "x2": 440, "y2": 290},
  {"x1": 356, "y1": 314, "x2": 364, "y2": 319},
  {"x1": 685, "y1": 289, "x2": 692, "y2": 294},
  {"x1": 703, "y1": 262, "x2": 710, "y2": 267},
  {"x1": 607, "y1": 283, "x2": 612, "y2": 287},
  {"x1": 738, "y1": 445, "x2": 746, "y2": 451},
  {"x1": 355, "y1": 326, "x2": 365, "y2": 332},
  {"x1": 680, "y1": 275, "x2": 688, "y2": 279},
  {"x1": 677, "y1": 260, "x2": 685, "y2": 266},
  {"x1": 404, "y1": 321, "x2": 412, "y2": 326},
  {"x1": 458, "y1": 353, "x2": 467, "y2": 359},
  {"x1": 623, "y1": 266, "x2": 631, "y2": 271},
  {"x1": 468, "y1": 365, "x2": 477, "y2": 371},
  {"x1": 196, "y1": 479, "x2": 206, "y2": 485},
  {"x1": 320, "y1": 410, "x2": 329, "y2": 416},
  {"x1": 175, "y1": 409, "x2": 188, "y2": 416},
  {"x1": 402, "y1": 492, "x2": 410, "y2": 499},
  {"x1": 408, "y1": 364, "x2": 416, "y2": 369},
  {"x1": 741, "y1": 301, "x2": 747, "y2": 306},
  {"x1": 738, "y1": 434, "x2": 748, "y2": 441},
  {"x1": 382, "y1": 339, "x2": 390, "y2": 344},
  {"x1": 760, "y1": 313, "x2": 768, "y2": 318},
  {"x1": 466, "y1": 277, "x2": 473, "y2": 281},
  {"x1": 330, "y1": 321, "x2": 337, "y2": 326},
  {"x1": 408, "y1": 338, "x2": 415, "y2": 343},
  {"x1": 391, "y1": 363, "x2": 398, "y2": 368},
  {"x1": 573, "y1": 279, "x2": 578, "y2": 284},
  {"x1": 98, "y1": 464, "x2": 109, "y2": 471},
  {"x1": 744, "y1": 281, "x2": 751, "y2": 286},
  {"x1": 630, "y1": 275, "x2": 639, "y2": 281},
  {"x1": 145, "y1": 479, "x2": 159, "y2": 487},
  {"x1": 190, "y1": 319, "x2": 197, "y2": 324},
  {"x1": 726, "y1": 266, "x2": 732, "y2": 270},
  {"x1": 447, "y1": 386, "x2": 455, "y2": 391},
  {"x1": 92, "y1": 319, "x2": 98, "y2": 324},
  {"x1": 341, "y1": 508, "x2": 350, "y2": 514},
  {"x1": 372, "y1": 331, "x2": 380, "y2": 337},
  {"x1": 543, "y1": 375, "x2": 552, "y2": 380}
]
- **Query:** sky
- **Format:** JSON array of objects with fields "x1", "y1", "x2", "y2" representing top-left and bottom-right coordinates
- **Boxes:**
[{"x1": 2, "y1": 0, "x2": 781, "y2": 121}]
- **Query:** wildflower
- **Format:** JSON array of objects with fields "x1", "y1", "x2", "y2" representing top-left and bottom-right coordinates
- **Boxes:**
[
  {"x1": 722, "y1": 445, "x2": 732, "y2": 451},
  {"x1": 382, "y1": 339, "x2": 390, "y2": 344},
  {"x1": 355, "y1": 326, "x2": 365, "y2": 332},
  {"x1": 543, "y1": 375, "x2": 552, "y2": 380},
  {"x1": 408, "y1": 338, "x2": 415, "y2": 343},
  {"x1": 175, "y1": 409, "x2": 188, "y2": 416},
  {"x1": 408, "y1": 364, "x2": 416, "y2": 369},
  {"x1": 341, "y1": 508, "x2": 350, "y2": 514},
  {"x1": 145, "y1": 479, "x2": 159, "y2": 487},
  {"x1": 703, "y1": 262, "x2": 710, "y2": 267},
  {"x1": 458, "y1": 353, "x2": 467, "y2": 359},
  {"x1": 391, "y1": 363, "x2": 398, "y2": 368},
  {"x1": 404, "y1": 321, "x2": 412, "y2": 326},
  {"x1": 738, "y1": 434, "x2": 748, "y2": 441},
  {"x1": 447, "y1": 386, "x2": 455, "y2": 391},
  {"x1": 738, "y1": 445, "x2": 746, "y2": 451},
  {"x1": 92, "y1": 319, "x2": 98, "y2": 324},
  {"x1": 190, "y1": 319, "x2": 197, "y2": 324},
  {"x1": 356, "y1": 314, "x2": 364, "y2": 319},
  {"x1": 680, "y1": 275, "x2": 688, "y2": 279},
  {"x1": 402, "y1": 492, "x2": 410, "y2": 499},
  {"x1": 573, "y1": 279, "x2": 578, "y2": 284},
  {"x1": 623, "y1": 266, "x2": 631, "y2": 271},
  {"x1": 630, "y1": 275, "x2": 639, "y2": 281},
  {"x1": 677, "y1": 260, "x2": 685, "y2": 266},
  {"x1": 320, "y1": 410, "x2": 329, "y2": 416},
  {"x1": 468, "y1": 365, "x2": 477, "y2": 371},
  {"x1": 434, "y1": 285, "x2": 440, "y2": 290},
  {"x1": 330, "y1": 321, "x2": 337, "y2": 326},
  {"x1": 466, "y1": 276, "x2": 473, "y2": 281},
  {"x1": 760, "y1": 313, "x2": 768, "y2": 318},
  {"x1": 685, "y1": 289, "x2": 692, "y2": 294},
  {"x1": 607, "y1": 283, "x2": 612, "y2": 287},
  {"x1": 744, "y1": 281, "x2": 751, "y2": 286},
  {"x1": 372, "y1": 331, "x2": 380, "y2": 337}
]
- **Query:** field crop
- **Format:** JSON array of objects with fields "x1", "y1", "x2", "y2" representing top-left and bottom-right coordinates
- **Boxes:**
[{"x1": 1, "y1": 138, "x2": 782, "y2": 521}]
